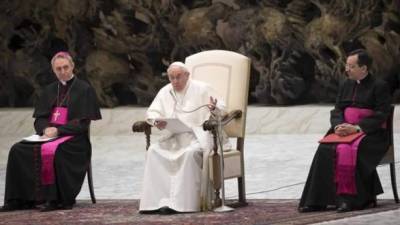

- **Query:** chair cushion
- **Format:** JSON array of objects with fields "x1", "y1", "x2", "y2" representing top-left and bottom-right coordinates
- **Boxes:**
[{"x1": 208, "y1": 149, "x2": 242, "y2": 180}]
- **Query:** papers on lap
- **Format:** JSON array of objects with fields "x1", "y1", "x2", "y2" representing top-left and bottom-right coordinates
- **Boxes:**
[
  {"x1": 22, "y1": 134, "x2": 57, "y2": 142},
  {"x1": 158, "y1": 118, "x2": 192, "y2": 133},
  {"x1": 319, "y1": 132, "x2": 364, "y2": 143}
]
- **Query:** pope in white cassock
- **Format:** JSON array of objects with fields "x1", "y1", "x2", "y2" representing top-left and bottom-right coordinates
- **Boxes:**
[{"x1": 139, "y1": 62, "x2": 227, "y2": 214}]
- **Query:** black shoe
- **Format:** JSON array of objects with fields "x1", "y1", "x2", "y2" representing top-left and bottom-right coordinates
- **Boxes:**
[
  {"x1": 337, "y1": 202, "x2": 352, "y2": 213},
  {"x1": 159, "y1": 206, "x2": 177, "y2": 215},
  {"x1": 361, "y1": 198, "x2": 377, "y2": 209},
  {"x1": 40, "y1": 201, "x2": 59, "y2": 212},
  {"x1": 60, "y1": 204, "x2": 73, "y2": 210},
  {"x1": 20, "y1": 201, "x2": 37, "y2": 210},
  {"x1": 298, "y1": 205, "x2": 326, "y2": 213},
  {"x1": 0, "y1": 204, "x2": 19, "y2": 212},
  {"x1": 0, "y1": 200, "x2": 21, "y2": 212},
  {"x1": 139, "y1": 210, "x2": 159, "y2": 214}
]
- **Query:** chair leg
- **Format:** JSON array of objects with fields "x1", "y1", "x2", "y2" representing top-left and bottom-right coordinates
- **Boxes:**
[
  {"x1": 87, "y1": 162, "x2": 96, "y2": 204},
  {"x1": 236, "y1": 138, "x2": 246, "y2": 206},
  {"x1": 390, "y1": 162, "x2": 399, "y2": 203},
  {"x1": 237, "y1": 177, "x2": 247, "y2": 206},
  {"x1": 237, "y1": 177, "x2": 245, "y2": 203},
  {"x1": 212, "y1": 153, "x2": 222, "y2": 207}
]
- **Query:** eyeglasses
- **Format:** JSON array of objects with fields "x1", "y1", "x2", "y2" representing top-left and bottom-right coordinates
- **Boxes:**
[
  {"x1": 168, "y1": 72, "x2": 188, "y2": 81},
  {"x1": 345, "y1": 64, "x2": 360, "y2": 69}
]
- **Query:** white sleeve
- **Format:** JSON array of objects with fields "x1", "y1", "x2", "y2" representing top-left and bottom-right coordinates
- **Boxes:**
[{"x1": 146, "y1": 91, "x2": 165, "y2": 124}]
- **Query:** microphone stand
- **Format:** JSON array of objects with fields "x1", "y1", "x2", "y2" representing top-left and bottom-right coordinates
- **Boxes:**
[{"x1": 213, "y1": 109, "x2": 234, "y2": 212}]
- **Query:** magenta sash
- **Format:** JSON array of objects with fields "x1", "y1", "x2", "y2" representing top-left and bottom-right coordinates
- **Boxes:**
[
  {"x1": 334, "y1": 107, "x2": 373, "y2": 194},
  {"x1": 41, "y1": 136, "x2": 73, "y2": 185},
  {"x1": 41, "y1": 107, "x2": 73, "y2": 185}
]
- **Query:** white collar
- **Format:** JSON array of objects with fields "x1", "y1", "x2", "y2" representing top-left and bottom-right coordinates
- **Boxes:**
[{"x1": 60, "y1": 74, "x2": 75, "y2": 86}]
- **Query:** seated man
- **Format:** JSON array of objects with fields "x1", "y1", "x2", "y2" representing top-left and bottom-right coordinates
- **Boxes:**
[
  {"x1": 139, "y1": 62, "x2": 225, "y2": 214},
  {"x1": 1, "y1": 52, "x2": 101, "y2": 212},
  {"x1": 299, "y1": 49, "x2": 392, "y2": 213}
]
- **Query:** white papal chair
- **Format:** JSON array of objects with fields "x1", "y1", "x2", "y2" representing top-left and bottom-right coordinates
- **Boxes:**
[
  {"x1": 185, "y1": 50, "x2": 250, "y2": 207},
  {"x1": 132, "y1": 50, "x2": 251, "y2": 208}
]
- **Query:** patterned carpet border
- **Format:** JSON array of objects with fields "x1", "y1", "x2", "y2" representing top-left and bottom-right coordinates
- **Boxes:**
[{"x1": 0, "y1": 199, "x2": 399, "y2": 225}]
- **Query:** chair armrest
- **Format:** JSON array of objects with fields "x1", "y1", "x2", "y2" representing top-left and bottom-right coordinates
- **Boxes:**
[
  {"x1": 132, "y1": 121, "x2": 152, "y2": 150},
  {"x1": 203, "y1": 110, "x2": 242, "y2": 131},
  {"x1": 132, "y1": 121, "x2": 152, "y2": 133}
]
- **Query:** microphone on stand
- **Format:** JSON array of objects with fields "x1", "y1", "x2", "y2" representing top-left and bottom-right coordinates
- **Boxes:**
[{"x1": 213, "y1": 106, "x2": 234, "y2": 213}]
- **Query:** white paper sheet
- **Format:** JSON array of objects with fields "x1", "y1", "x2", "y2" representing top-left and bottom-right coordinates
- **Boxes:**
[
  {"x1": 157, "y1": 118, "x2": 192, "y2": 133},
  {"x1": 22, "y1": 134, "x2": 57, "y2": 142}
]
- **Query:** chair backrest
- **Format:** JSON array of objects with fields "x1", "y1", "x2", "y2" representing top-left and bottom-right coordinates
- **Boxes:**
[
  {"x1": 380, "y1": 105, "x2": 395, "y2": 164},
  {"x1": 184, "y1": 50, "x2": 251, "y2": 138}
]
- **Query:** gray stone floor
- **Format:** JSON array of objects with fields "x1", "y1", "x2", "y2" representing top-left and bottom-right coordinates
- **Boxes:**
[
  {"x1": 0, "y1": 134, "x2": 321, "y2": 202},
  {"x1": 0, "y1": 106, "x2": 400, "y2": 224}
]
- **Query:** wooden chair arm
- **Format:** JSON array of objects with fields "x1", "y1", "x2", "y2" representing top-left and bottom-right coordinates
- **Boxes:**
[
  {"x1": 132, "y1": 121, "x2": 152, "y2": 150},
  {"x1": 203, "y1": 110, "x2": 242, "y2": 131}
]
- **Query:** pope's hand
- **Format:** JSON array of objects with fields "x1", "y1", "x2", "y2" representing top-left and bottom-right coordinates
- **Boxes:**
[
  {"x1": 208, "y1": 96, "x2": 217, "y2": 110},
  {"x1": 155, "y1": 120, "x2": 167, "y2": 130}
]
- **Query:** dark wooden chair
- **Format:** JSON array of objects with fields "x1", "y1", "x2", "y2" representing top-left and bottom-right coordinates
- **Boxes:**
[
  {"x1": 86, "y1": 162, "x2": 96, "y2": 203},
  {"x1": 86, "y1": 126, "x2": 96, "y2": 204},
  {"x1": 379, "y1": 105, "x2": 399, "y2": 203}
]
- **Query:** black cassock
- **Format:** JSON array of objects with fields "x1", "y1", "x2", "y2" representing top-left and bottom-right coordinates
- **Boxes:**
[
  {"x1": 299, "y1": 74, "x2": 392, "y2": 209},
  {"x1": 4, "y1": 77, "x2": 101, "y2": 207}
]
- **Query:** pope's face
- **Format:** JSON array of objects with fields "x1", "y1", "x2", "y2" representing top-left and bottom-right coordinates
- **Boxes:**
[
  {"x1": 168, "y1": 66, "x2": 189, "y2": 92},
  {"x1": 52, "y1": 58, "x2": 74, "y2": 82}
]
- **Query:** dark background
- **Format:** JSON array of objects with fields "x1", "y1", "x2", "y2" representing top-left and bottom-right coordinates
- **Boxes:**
[{"x1": 0, "y1": 0, "x2": 399, "y2": 107}]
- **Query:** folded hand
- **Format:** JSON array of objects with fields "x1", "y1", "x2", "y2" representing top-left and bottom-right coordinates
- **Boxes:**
[
  {"x1": 43, "y1": 127, "x2": 58, "y2": 138},
  {"x1": 334, "y1": 123, "x2": 358, "y2": 136}
]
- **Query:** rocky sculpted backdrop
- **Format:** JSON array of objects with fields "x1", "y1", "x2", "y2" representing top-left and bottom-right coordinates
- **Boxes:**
[{"x1": 0, "y1": 0, "x2": 399, "y2": 107}]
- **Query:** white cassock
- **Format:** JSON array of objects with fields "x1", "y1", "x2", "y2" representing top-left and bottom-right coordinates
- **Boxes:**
[{"x1": 139, "y1": 79, "x2": 227, "y2": 212}]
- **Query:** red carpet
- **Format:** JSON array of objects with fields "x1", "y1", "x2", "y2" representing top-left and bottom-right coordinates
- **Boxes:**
[{"x1": 0, "y1": 199, "x2": 399, "y2": 225}]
